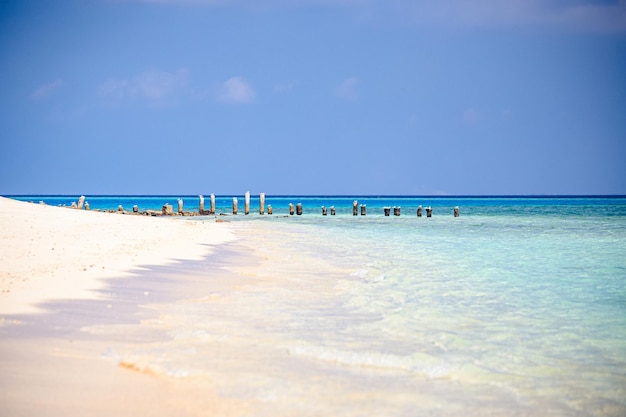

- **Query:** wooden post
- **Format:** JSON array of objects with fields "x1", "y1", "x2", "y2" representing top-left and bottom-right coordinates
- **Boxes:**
[
  {"x1": 210, "y1": 193, "x2": 216, "y2": 215},
  {"x1": 296, "y1": 203, "x2": 303, "y2": 216},
  {"x1": 232, "y1": 198, "x2": 238, "y2": 215},
  {"x1": 199, "y1": 195, "x2": 205, "y2": 214},
  {"x1": 289, "y1": 203, "x2": 294, "y2": 216},
  {"x1": 244, "y1": 191, "x2": 250, "y2": 215},
  {"x1": 454, "y1": 206, "x2": 460, "y2": 217},
  {"x1": 417, "y1": 205, "x2": 423, "y2": 217},
  {"x1": 426, "y1": 207, "x2": 433, "y2": 218},
  {"x1": 133, "y1": 205, "x2": 139, "y2": 213},
  {"x1": 84, "y1": 202, "x2": 90, "y2": 211},
  {"x1": 384, "y1": 207, "x2": 391, "y2": 216},
  {"x1": 322, "y1": 206, "x2": 327, "y2": 216},
  {"x1": 162, "y1": 204, "x2": 172, "y2": 215},
  {"x1": 330, "y1": 206, "x2": 336, "y2": 216},
  {"x1": 394, "y1": 206, "x2": 401, "y2": 216},
  {"x1": 259, "y1": 193, "x2": 265, "y2": 215},
  {"x1": 178, "y1": 199, "x2": 184, "y2": 214},
  {"x1": 353, "y1": 200, "x2": 358, "y2": 216},
  {"x1": 360, "y1": 204, "x2": 366, "y2": 216},
  {"x1": 77, "y1": 196, "x2": 85, "y2": 210},
  {"x1": 267, "y1": 205, "x2": 273, "y2": 215}
]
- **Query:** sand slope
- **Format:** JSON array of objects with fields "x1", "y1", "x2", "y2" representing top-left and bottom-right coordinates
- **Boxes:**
[{"x1": 0, "y1": 197, "x2": 234, "y2": 316}]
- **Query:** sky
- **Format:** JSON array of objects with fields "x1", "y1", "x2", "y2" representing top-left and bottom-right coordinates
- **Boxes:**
[{"x1": 0, "y1": 0, "x2": 625, "y2": 196}]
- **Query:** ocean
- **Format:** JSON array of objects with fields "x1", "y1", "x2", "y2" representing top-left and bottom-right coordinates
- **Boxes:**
[{"x1": 9, "y1": 195, "x2": 626, "y2": 415}]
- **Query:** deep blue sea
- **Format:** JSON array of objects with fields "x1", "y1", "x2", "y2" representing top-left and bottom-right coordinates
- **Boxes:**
[{"x1": 9, "y1": 195, "x2": 626, "y2": 415}]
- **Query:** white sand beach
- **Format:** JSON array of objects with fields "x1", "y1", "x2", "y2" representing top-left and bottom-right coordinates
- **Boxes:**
[
  {"x1": 0, "y1": 197, "x2": 248, "y2": 416},
  {"x1": 0, "y1": 196, "x2": 235, "y2": 315}
]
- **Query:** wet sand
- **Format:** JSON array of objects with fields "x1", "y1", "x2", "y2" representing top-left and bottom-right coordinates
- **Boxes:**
[{"x1": 0, "y1": 244, "x2": 261, "y2": 417}]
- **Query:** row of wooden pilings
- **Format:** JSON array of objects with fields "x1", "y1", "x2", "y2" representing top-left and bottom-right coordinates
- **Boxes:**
[
  {"x1": 196, "y1": 192, "x2": 272, "y2": 216},
  {"x1": 159, "y1": 192, "x2": 271, "y2": 216},
  {"x1": 73, "y1": 194, "x2": 460, "y2": 217},
  {"x1": 178, "y1": 194, "x2": 460, "y2": 217}
]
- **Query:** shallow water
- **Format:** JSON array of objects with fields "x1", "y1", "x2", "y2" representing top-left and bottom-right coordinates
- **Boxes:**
[{"x1": 7, "y1": 196, "x2": 626, "y2": 415}]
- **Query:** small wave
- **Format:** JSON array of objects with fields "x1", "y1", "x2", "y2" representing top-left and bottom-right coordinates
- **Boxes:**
[
  {"x1": 350, "y1": 269, "x2": 386, "y2": 283},
  {"x1": 289, "y1": 344, "x2": 453, "y2": 378},
  {"x1": 350, "y1": 269, "x2": 369, "y2": 278},
  {"x1": 368, "y1": 273, "x2": 386, "y2": 283}
]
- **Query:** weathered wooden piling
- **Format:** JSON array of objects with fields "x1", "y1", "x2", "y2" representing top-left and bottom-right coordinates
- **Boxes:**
[
  {"x1": 199, "y1": 195, "x2": 205, "y2": 214},
  {"x1": 454, "y1": 206, "x2": 460, "y2": 217},
  {"x1": 162, "y1": 204, "x2": 172, "y2": 215},
  {"x1": 361, "y1": 204, "x2": 366, "y2": 216},
  {"x1": 289, "y1": 203, "x2": 295, "y2": 215},
  {"x1": 330, "y1": 206, "x2": 336, "y2": 216},
  {"x1": 417, "y1": 205, "x2": 423, "y2": 217},
  {"x1": 210, "y1": 193, "x2": 216, "y2": 215},
  {"x1": 84, "y1": 202, "x2": 90, "y2": 211},
  {"x1": 394, "y1": 206, "x2": 401, "y2": 216},
  {"x1": 133, "y1": 205, "x2": 139, "y2": 213},
  {"x1": 177, "y1": 199, "x2": 184, "y2": 214},
  {"x1": 353, "y1": 200, "x2": 358, "y2": 216},
  {"x1": 322, "y1": 206, "x2": 327, "y2": 216},
  {"x1": 259, "y1": 193, "x2": 265, "y2": 215},
  {"x1": 244, "y1": 191, "x2": 250, "y2": 215},
  {"x1": 296, "y1": 203, "x2": 303, "y2": 216},
  {"x1": 267, "y1": 205, "x2": 273, "y2": 215},
  {"x1": 384, "y1": 207, "x2": 391, "y2": 216},
  {"x1": 426, "y1": 207, "x2": 433, "y2": 218},
  {"x1": 232, "y1": 197, "x2": 238, "y2": 215},
  {"x1": 77, "y1": 196, "x2": 85, "y2": 210}
]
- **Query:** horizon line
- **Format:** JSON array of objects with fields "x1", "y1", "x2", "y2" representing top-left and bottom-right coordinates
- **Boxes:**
[{"x1": 4, "y1": 194, "x2": 626, "y2": 199}]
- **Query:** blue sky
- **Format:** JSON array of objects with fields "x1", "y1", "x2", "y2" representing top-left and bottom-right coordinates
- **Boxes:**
[{"x1": 1, "y1": 0, "x2": 625, "y2": 195}]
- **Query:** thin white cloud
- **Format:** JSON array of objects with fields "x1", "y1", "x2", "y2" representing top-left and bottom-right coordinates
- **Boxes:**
[
  {"x1": 126, "y1": 0, "x2": 626, "y2": 33},
  {"x1": 31, "y1": 79, "x2": 63, "y2": 100},
  {"x1": 555, "y1": 1, "x2": 626, "y2": 33},
  {"x1": 135, "y1": 0, "x2": 229, "y2": 4},
  {"x1": 385, "y1": 0, "x2": 626, "y2": 33},
  {"x1": 132, "y1": 0, "x2": 365, "y2": 5},
  {"x1": 98, "y1": 68, "x2": 190, "y2": 103},
  {"x1": 335, "y1": 77, "x2": 359, "y2": 101},
  {"x1": 218, "y1": 77, "x2": 255, "y2": 104}
]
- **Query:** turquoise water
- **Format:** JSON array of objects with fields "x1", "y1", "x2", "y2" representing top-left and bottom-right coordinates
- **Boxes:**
[
  {"x1": 9, "y1": 195, "x2": 626, "y2": 414},
  {"x1": 270, "y1": 212, "x2": 626, "y2": 412},
  {"x1": 10, "y1": 194, "x2": 626, "y2": 217}
]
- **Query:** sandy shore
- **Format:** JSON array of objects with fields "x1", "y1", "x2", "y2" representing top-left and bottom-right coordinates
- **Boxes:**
[
  {"x1": 0, "y1": 196, "x2": 255, "y2": 416},
  {"x1": 0, "y1": 196, "x2": 235, "y2": 316},
  {"x1": 0, "y1": 197, "x2": 359, "y2": 416}
]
